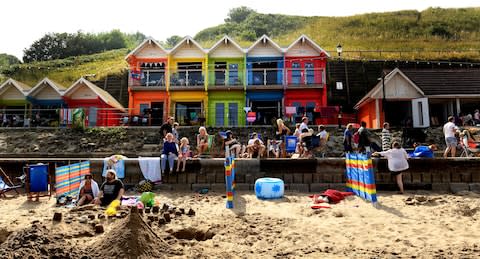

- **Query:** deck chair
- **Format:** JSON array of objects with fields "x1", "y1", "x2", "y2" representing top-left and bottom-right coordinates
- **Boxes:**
[
  {"x1": 285, "y1": 136, "x2": 298, "y2": 153},
  {"x1": 25, "y1": 163, "x2": 52, "y2": 200},
  {"x1": 460, "y1": 138, "x2": 480, "y2": 157},
  {"x1": 0, "y1": 167, "x2": 22, "y2": 198},
  {"x1": 197, "y1": 134, "x2": 216, "y2": 158}
]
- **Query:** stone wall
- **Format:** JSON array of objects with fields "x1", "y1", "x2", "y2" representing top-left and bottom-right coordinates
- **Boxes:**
[
  {"x1": 2, "y1": 157, "x2": 479, "y2": 194},
  {"x1": 1, "y1": 126, "x2": 479, "y2": 157}
]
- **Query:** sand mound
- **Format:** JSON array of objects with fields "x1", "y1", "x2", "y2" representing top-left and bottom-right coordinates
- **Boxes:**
[
  {"x1": 0, "y1": 223, "x2": 85, "y2": 259},
  {"x1": 88, "y1": 210, "x2": 178, "y2": 259},
  {"x1": 0, "y1": 228, "x2": 11, "y2": 244}
]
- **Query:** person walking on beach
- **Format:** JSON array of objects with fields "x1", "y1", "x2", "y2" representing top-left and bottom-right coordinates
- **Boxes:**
[
  {"x1": 443, "y1": 116, "x2": 458, "y2": 158},
  {"x1": 373, "y1": 141, "x2": 409, "y2": 194}
]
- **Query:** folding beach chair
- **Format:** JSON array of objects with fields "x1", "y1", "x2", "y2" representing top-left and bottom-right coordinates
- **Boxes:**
[
  {"x1": 0, "y1": 167, "x2": 23, "y2": 198},
  {"x1": 25, "y1": 163, "x2": 52, "y2": 200},
  {"x1": 460, "y1": 138, "x2": 480, "y2": 157}
]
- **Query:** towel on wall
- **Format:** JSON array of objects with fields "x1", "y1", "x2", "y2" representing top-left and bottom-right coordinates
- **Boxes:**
[
  {"x1": 138, "y1": 157, "x2": 161, "y2": 182},
  {"x1": 103, "y1": 155, "x2": 126, "y2": 179}
]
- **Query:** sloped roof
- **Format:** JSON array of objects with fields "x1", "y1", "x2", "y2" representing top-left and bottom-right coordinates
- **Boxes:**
[
  {"x1": 207, "y1": 35, "x2": 245, "y2": 54},
  {"x1": 0, "y1": 78, "x2": 31, "y2": 96},
  {"x1": 246, "y1": 34, "x2": 283, "y2": 54},
  {"x1": 401, "y1": 69, "x2": 480, "y2": 96},
  {"x1": 354, "y1": 68, "x2": 424, "y2": 109},
  {"x1": 64, "y1": 78, "x2": 125, "y2": 111},
  {"x1": 28, "y1": 77, "x2": 66, "y2": 97},
  {"x1": 285, "y1": 34, "x2": 330, "y2": 57},
  {"x1": 169, "y1": 36, "x2": 206, "y2": 55},
  {"x1": 125, "y1": 37, "x2": 168, "y2": 60}
]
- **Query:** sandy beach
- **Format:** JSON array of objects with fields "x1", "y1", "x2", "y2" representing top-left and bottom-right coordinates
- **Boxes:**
[{"x1": 1, "y1": 190, "x2": 479, "y2": 258}]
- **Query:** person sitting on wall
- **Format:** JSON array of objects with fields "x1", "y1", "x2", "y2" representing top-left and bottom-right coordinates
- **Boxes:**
[
  {"x1": 162, "y1": 133, "x2": 179, "y2": 173},
  {"x1": 93, "y1": 169, "x2": 124, "y2": 207},
  {"x1": 196, "y1": 126, "x2": 209, "y2": 157},
  {"x1": 247, "y1": 132, "x2": 266, "y2": 158},
  {"x1": 225, "y1": 130, "x2": 242, "y2": 158},
  {"x1": 409, "y1": 142, "x2": 438, "y2": 158}
]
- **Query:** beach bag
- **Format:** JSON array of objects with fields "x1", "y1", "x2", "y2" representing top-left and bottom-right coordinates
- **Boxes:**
[{"x1": 136, "y1": 179, "x2": 153, "y2": 193}]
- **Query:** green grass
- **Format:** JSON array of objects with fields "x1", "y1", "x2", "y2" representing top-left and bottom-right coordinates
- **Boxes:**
[
  {"x1": 0, "y1": 49, "x2": 128, "y2": 86},
  {"x1": 196, "y1": 7, "x2": 480, "y2": 61}
]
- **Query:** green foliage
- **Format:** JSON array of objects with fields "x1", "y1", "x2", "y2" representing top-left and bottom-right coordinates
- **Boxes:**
[
  {"x1": 1, "y1": 49, "x2": 128, "y2": 86},
  {"x1": 0, "y1": 54, "x2": 20, "y2": 67},
  {"x1": 196, "y1": 7, "x2": 306, "y2": 42},
  {"x1": 165, "y1": 35, "x2": 183, "y2": 48},
  {"x1": 23, "y1": 30, "x2": 145, "y2": 63},
  {"x1": 225, "y1": 6, "x2": 256, "y2": 23},
  {"x1": 195, "y1": 7, "x2": 480, "y2": 60}
]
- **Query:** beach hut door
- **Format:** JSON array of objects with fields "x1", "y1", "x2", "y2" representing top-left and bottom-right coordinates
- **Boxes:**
[
  {"x1": 411, "y1": 98, "x2": 429, "y2": 128},
  {"x1": 89, "y1": 107, "x2": 97, "y2": 127}
]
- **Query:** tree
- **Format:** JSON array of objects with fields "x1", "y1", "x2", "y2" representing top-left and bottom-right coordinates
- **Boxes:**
[
  {"x1": 23, "y1": 33, "x2": 68, "y2": 62},
  {"x1": 0, "y1": 54, "x2": 21, "y2": 67},
  {"x1": 166, "y1": 35, "x2": 182, "y2": 47},
  {"x1": 225, "y1": 6, "x2": 255, "y2": 23}
]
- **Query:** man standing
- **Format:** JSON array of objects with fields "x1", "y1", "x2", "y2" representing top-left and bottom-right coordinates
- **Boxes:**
[
  {"x1": 94, "y1": 169, "x2": 124, "y2": 207},
  {"x1": 443, "y1": 116, "x2": 458, "y2": 158},
  {"x1": 358, "y1": 121, "x2": 371, "y2": 153},
  {"x1": 381, "y1": 122, "x2": 392, "y2": 151},
  {"x1": 159, "y1": 116, "x2": 174, "y2": 140}
]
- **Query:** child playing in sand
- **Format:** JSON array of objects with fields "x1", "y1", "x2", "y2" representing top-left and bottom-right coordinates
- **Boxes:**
[
  {"x1": 176, "y1": 137, "x2": 190, "y2": 172},
  {"x1": 373, "y1": 141, "x2": 409, "y2": 194}
]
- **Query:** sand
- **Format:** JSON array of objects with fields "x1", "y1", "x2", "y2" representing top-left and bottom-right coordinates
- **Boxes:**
[{"x1": 0, "y1": 190, "x2": 479, "y2": 258}]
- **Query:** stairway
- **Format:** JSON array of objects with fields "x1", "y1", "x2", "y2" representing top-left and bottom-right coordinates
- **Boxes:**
[{"x1": 93, "y1": 71, "x2": 129, "y2": 108}]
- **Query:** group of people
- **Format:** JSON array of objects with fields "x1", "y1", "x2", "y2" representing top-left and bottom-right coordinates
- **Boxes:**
[
  {"x1": 343, "y1": 121, "x2": 383, "y2": 154},
  {"x1": 443, "y1": 116, "x2": 480, "y2": 158}
]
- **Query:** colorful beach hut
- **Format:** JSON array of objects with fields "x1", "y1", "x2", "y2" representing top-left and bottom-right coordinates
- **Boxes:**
[
  {"x1": 246, "y1": 35, "x2": 284, "y2": 125},
  {"x1": 27, "y1": 77, "x2": 66, "y2": 126},
  {"x1": 0, "y1": 78, "x2": 31, "y2": 125},
  {"x1": 168, "y1": 36, "x2": 208, "y2": 126},
  {"x1": 207, "y1": 36, "x2": 246, "y2": 126},
  {"x1": 63, "y1": 78, "x2": 125, "y2": 126},
  {"x1": 284, "y1": 35, "x2": 330, "y2": 124},
  {"x1": 126, "y1": 38, "x2": 169, "y2": 125}
]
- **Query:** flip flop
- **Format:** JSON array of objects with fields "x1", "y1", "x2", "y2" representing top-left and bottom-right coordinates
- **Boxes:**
[{"x1": 311, "y1": 204, "x2": 331, "y2": 209}]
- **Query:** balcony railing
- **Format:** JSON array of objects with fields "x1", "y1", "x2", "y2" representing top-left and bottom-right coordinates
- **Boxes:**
[
  {"x1": 127, "y1": 67, "x2": 326, "y2": 88},
  {"x1": 170, "y1": 69, "x2": 205, "y2": 86},
  {"x1": 285, "y1": 68, "x2": 325, "y2": 86},
  {"x1": 210, "y1": 69, "x2": 244, "y2": 86},
  {"x1": 248, "y1": 68, "x2": 284, "y2": 86},
  {"x1": 129, "y1": 70, "x2": 166, "y2": 87}
]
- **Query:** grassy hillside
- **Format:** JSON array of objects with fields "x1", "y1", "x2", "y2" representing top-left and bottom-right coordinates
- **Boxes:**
[
  {"x1": 196, "y1": 7, "x2": 480, "y2": 60},
  {"x1": 0, "y1": 49, "x2": 128, "y2": 86}
]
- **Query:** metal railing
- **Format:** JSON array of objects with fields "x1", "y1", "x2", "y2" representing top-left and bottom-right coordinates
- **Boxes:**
[
  {"x1": 248, "y1": 68, "x2": 284, "y2": 85},
  {"x1": 210, "y1": 69, "x2": 244, "y2": 86},
  {"x1": 170, "y1": 69, "x2": 205, "y2": 86},
  {"x1": 285, "y1": 68, "x2": 326, "y2": 86},
  {"x1": 129, "y1": 70, "x2": 166, "y2": 87}
]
